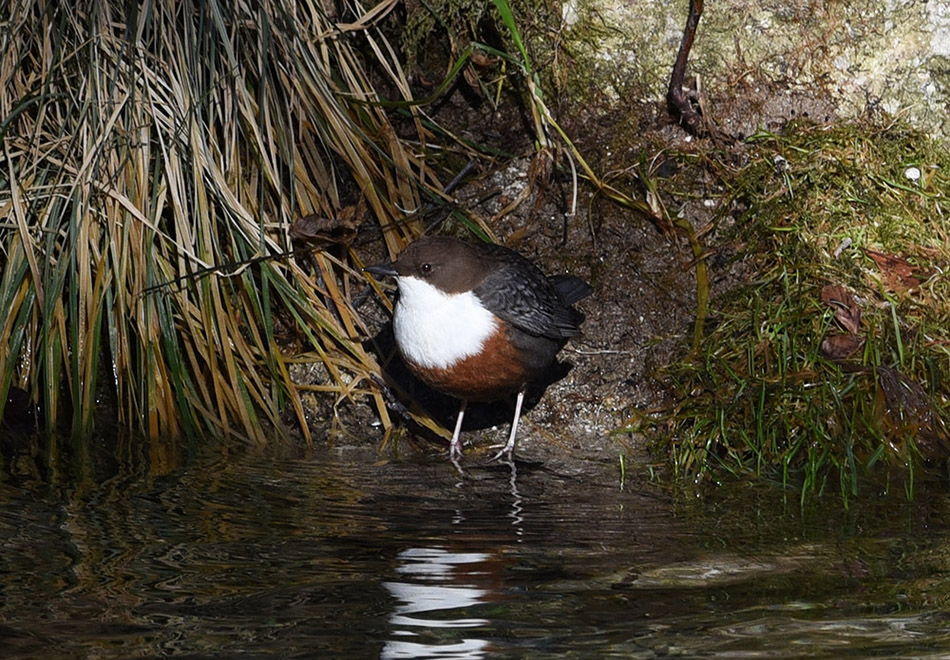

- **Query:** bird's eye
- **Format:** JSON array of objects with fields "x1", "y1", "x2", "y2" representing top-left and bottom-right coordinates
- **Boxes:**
[{"x1": 420, "y1": 263, "x2": 432, "y2": 274}]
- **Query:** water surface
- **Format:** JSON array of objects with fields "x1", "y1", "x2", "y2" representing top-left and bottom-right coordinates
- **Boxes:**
[{"x1": 2, "y1": 440, "x2": 950, "y2": 658}]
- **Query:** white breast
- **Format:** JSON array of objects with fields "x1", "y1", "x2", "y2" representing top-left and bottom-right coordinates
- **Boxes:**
[{"x1": 392, "y1": 276, "x2": 498, "y2": 369}]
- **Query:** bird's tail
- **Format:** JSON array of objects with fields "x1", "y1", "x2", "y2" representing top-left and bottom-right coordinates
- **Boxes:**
[{"x1": 549, "y1": 274, "x2": 594, "y2": 306}]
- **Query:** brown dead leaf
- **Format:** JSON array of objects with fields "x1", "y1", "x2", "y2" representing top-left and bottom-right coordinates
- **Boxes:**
[
  {"x1": 821, "y1": 333, "x2": 865, "y2": 360},
  {"x1": 877, "y1": 365, "x2": 949, "y2": 458},
  {"x1": 470, "y1": 50, "x2": 499, "y2": 69},
  {"x1": 290, "y1": 199, "x2": 364, "y2": 248},
  {"x1": 821, "y1": 284, "x2": 862, "y2": 335},
  {"x1": 865, "y1": 249, "x2": 921, "y2": 291}
]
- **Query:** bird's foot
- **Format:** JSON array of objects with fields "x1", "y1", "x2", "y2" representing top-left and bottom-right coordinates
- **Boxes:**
[
  {"x1": 449, "y1": 452, "x2": 465, "y2": 477},
  {"x1": 489, "y1": 445, "x2": 515, "y2": 463}
]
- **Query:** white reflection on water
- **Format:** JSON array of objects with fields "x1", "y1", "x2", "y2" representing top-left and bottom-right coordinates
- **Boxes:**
[{"x1": 382, "y1": 546, "x2": 495, "y2": 659}]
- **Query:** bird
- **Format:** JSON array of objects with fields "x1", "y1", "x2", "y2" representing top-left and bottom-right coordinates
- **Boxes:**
[{"x1": 365, "y1": 235, "x2": 592, "y2": 461}]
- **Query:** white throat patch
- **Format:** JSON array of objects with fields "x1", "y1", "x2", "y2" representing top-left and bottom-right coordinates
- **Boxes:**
[{"x1": 392, "y1": 276, "x2": 498, "y2": 369}]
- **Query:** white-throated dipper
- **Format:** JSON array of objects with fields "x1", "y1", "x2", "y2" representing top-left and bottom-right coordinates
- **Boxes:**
[{"x1": 366, "y1": 236, "x2": 592, "y2": 460}]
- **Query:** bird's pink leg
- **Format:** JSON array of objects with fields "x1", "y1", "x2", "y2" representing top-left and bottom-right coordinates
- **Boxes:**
[
  {"x1": 492, "y1": 387, "x2": 525, "y2": 461},
  {"x1": 449, "y1": 399, "x2": 467, "y2": 459}
]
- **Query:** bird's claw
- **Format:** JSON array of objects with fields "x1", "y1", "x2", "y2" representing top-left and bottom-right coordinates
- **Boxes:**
[{"x1": 489, "y1": 445, "x2": 515, "y2": 463}]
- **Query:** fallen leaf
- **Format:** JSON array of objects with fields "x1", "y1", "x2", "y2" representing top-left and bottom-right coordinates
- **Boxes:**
[
  {"x1": 470, "y1": 50, "x2": 499, "y2": 69},
  {"x1": 865, "y1": 249, "x2": 921, "y2": 291},
  {"x1": 290, "y1": 199, "x2": 364, "y2": 248},
  {"x1": 821, "y1": 284, "x2": 862, "y2": 335},
  {"x1": 877, "y1": 365, "x2": 949, "y2": 458},
  {"x1": 821, "y1": 333, "x2": 865, "y2": 360}
]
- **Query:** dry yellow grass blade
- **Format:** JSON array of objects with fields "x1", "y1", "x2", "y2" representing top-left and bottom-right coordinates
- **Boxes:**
[{"x1": 0, "y1": 0, "x2": 450, "y2": 449}]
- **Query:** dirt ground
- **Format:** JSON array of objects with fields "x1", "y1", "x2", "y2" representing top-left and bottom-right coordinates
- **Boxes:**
[{"x1": 346, "y1": 75, "x2": 844, "y2": 471}]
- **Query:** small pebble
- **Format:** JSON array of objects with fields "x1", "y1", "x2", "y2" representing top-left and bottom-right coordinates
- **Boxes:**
[
  {"x1": 833, "y1": 237, "x2": 852, "y2": 258},
  {"x1": 905, "y1": 166, "x2": 921, "y2": 182}
]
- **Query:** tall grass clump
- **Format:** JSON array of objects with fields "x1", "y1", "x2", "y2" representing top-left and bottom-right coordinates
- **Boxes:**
[
  {"x1": 661, "y1": 121, "x2": 950, "y2": 501},
  {"x1": 0, "y1": 0, "x2": 430, "y2": 447}
]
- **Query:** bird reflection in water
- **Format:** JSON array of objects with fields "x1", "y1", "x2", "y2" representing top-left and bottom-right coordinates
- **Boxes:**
[
  {"x1": 383, "y1": 462, "x2": 524, "y2": 658},
  {"x1": 382, "y1": 546, "x2": 496, "y2": 659}
]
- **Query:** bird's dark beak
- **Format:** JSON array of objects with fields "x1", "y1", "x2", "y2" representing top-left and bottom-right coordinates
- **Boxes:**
[{"x1": 364, "y1": 262, "x2": 398, "y2": 278}]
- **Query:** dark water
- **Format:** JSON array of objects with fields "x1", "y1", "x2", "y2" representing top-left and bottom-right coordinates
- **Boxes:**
[{"x1": 3, "y1": 439, "x2": 950, "y2": 659}]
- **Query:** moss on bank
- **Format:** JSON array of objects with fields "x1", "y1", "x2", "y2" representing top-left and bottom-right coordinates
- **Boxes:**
[{"x1": 657, "y1": 120, "x2": 950, "y2": 501}]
